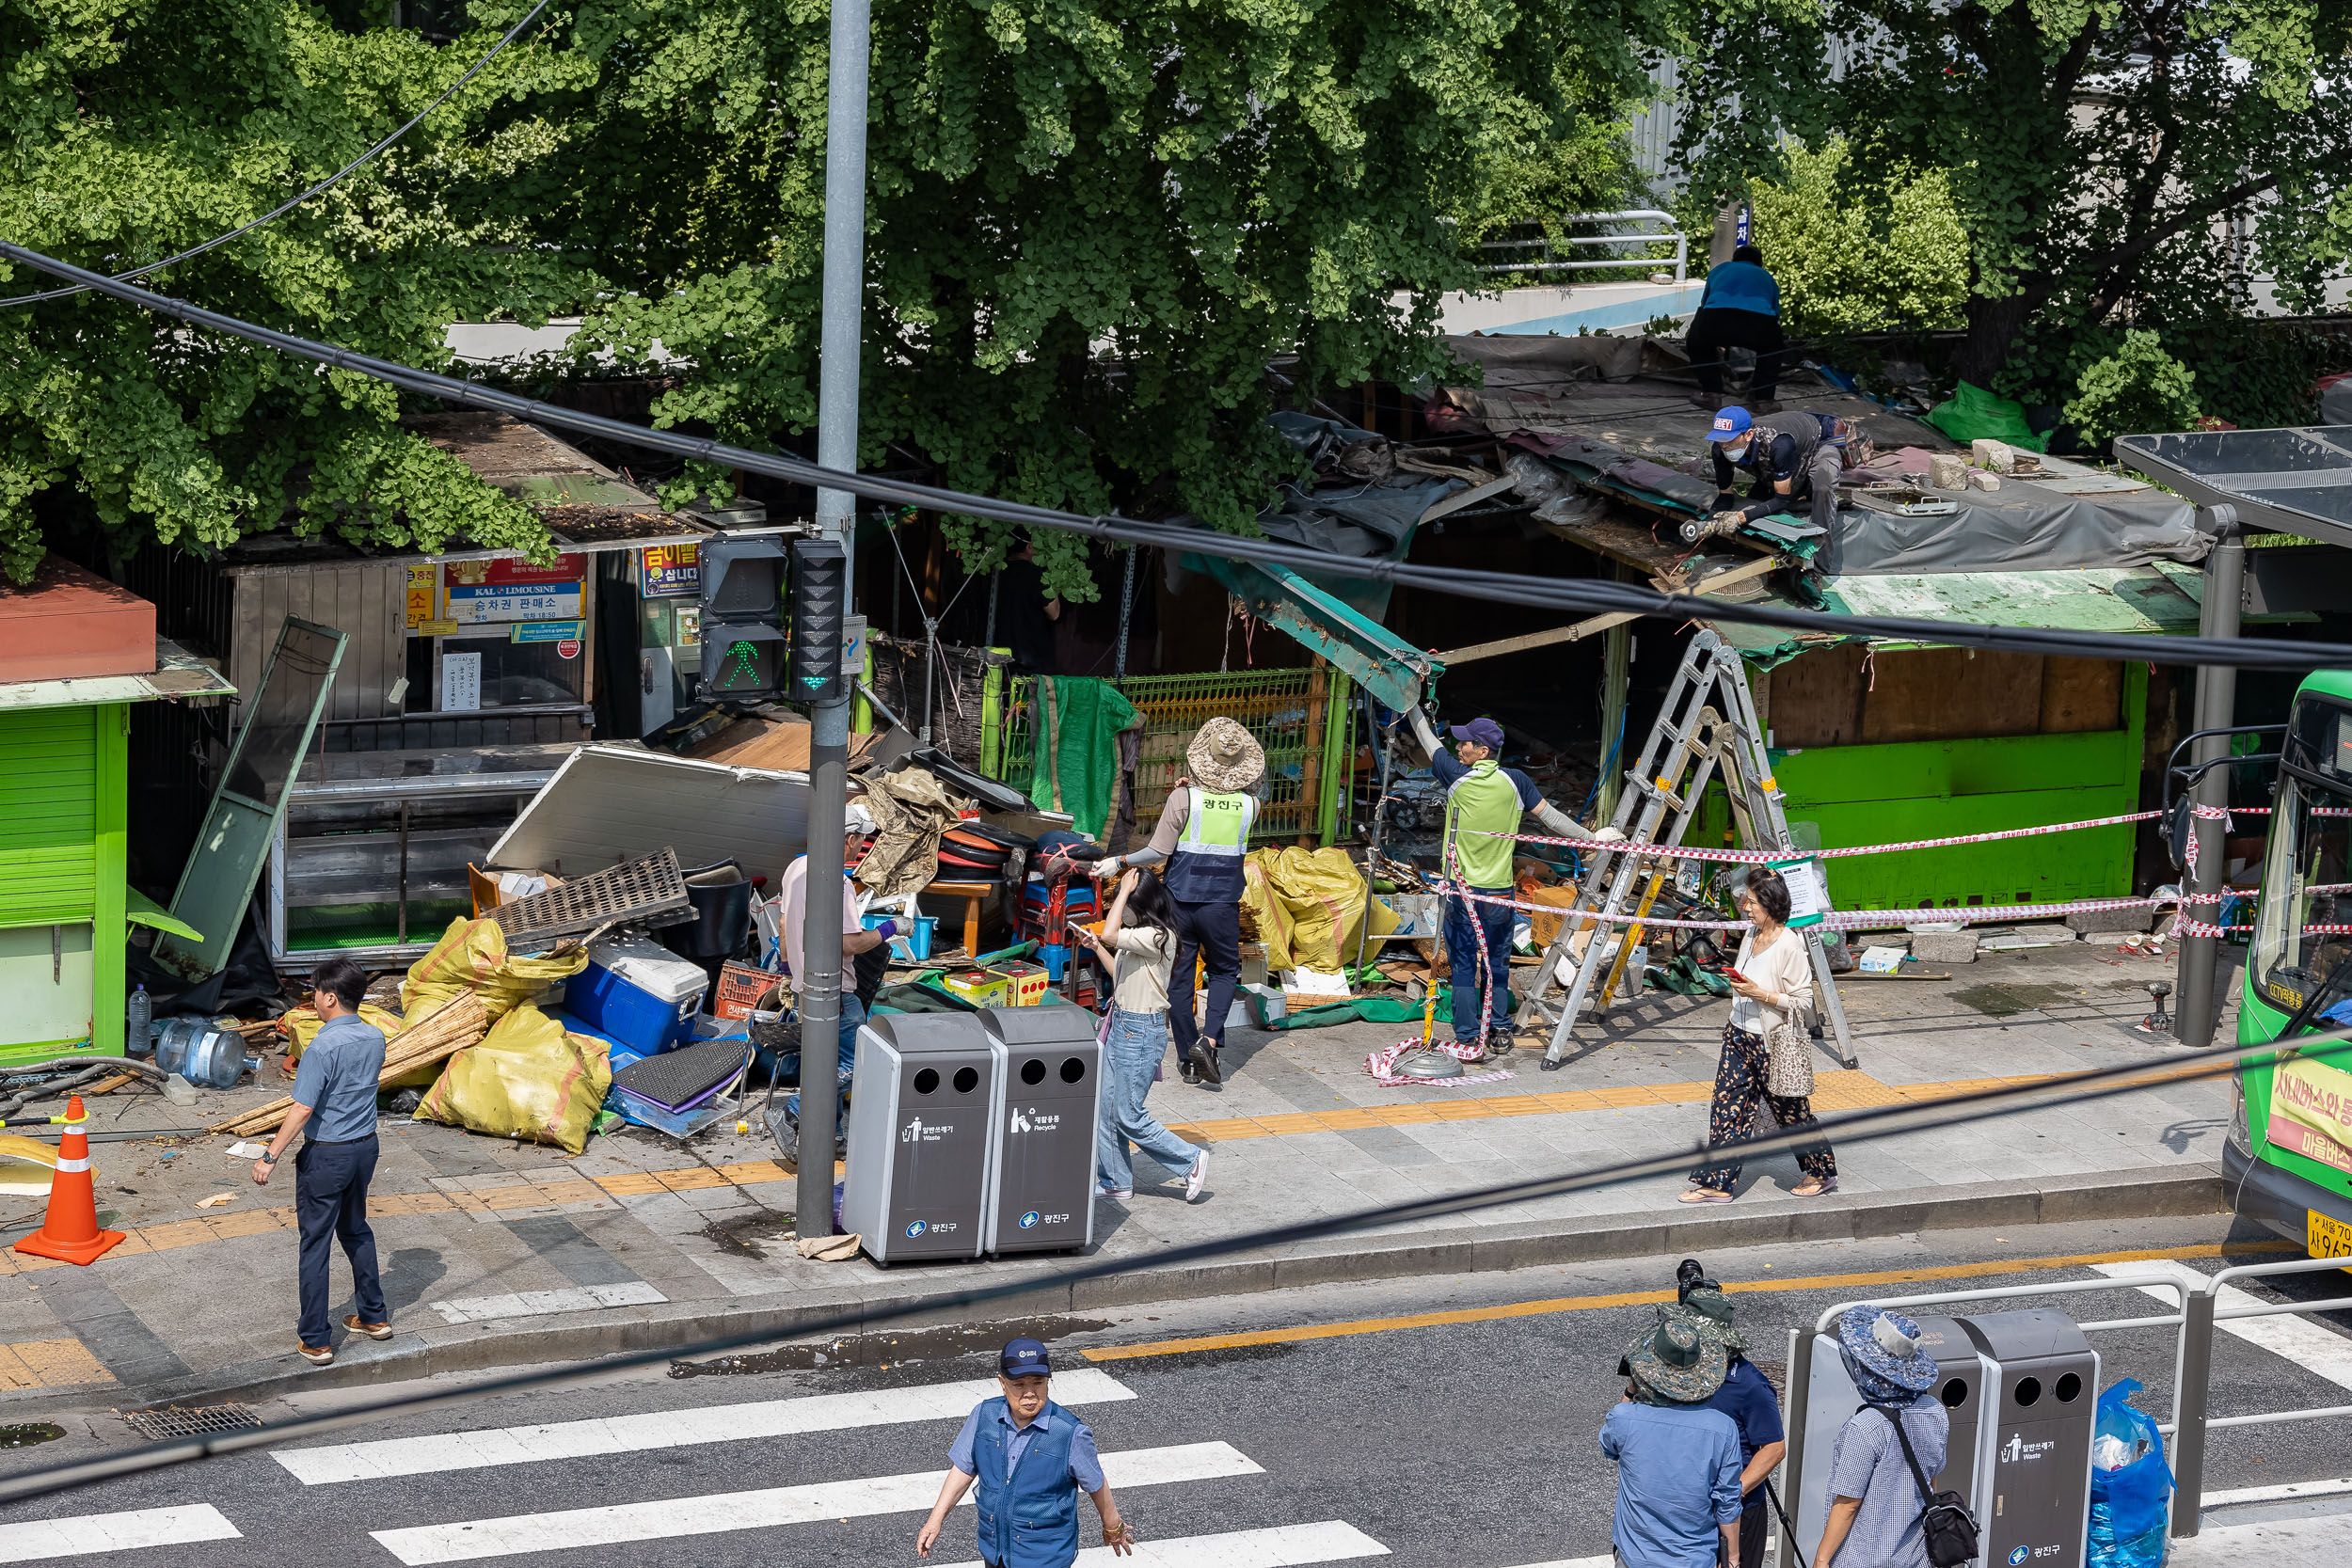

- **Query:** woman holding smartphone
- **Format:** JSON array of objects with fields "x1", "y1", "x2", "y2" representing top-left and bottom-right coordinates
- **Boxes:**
[
  {"x1": 1680, "y1": 866, "x2": 1837, "y2": 1204},
  {"x1": 1075, "y1": 868, "x2": 1211, "y2": 1204}
]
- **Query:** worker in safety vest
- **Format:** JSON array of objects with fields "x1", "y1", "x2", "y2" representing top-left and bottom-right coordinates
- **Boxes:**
[
  {"x1": 1414, "y1": 713, "x2": 1623, "y2": 1057},
  {"x1": 1100, "y1": 718, "x2": 1263, "y2": 1086}
]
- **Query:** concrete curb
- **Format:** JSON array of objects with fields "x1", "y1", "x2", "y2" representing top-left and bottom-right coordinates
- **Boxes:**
[{"x1": 64, "y1": 1161, "x2": 2224, "y2": 1413}]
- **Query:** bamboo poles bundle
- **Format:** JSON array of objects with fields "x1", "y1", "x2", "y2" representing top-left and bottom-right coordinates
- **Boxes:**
[{"x1": 212, "y1": 991, "x2": 489, "y2": 1138}]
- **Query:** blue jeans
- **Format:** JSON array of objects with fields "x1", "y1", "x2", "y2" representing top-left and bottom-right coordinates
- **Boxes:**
[
  {"x1": 1445, "y1": 887, "x2": 1517, "y2": 1044},
  {"x1": 294, "y1": 1135, "x2": 385, "y2": 1347},
  {"x1": 786, "y1": 991, "x2": 866, "y2": 1125},
  {"x1": 1094, "y1": 1007, "x2": 1200, "y2": 1193}
]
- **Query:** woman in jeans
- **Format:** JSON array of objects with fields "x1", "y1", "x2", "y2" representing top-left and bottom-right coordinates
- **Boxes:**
[
  {"x1": 1078, "y1": 868, "x2": 1211, "y2": 1204},
  {"x1": 1680, "y1": 867, "x2": 1836, "y2": 1204}
]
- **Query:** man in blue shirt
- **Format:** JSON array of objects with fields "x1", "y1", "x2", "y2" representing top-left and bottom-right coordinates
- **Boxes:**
[
  {"x1": 1600, "y1": 1317, "x2": 1745, "y2": 1568},
  {"x1": 1687, "y1": 245, "x2": 1786, "y2": 409},
  {"x1": 252, "y1": 958, "x2": 389, "y2": 1367},
  {"x1": 1680, "y1": 1278, "x2": 1787, "y2": 1568},
  {"x1": 917, "y1": 1338, "x2": 1133, "y2": 1567}
]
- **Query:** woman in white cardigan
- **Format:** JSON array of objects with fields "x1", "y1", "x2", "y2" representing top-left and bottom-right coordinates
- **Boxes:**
[{"x1": 1680, "y1": 867, "x2": 1838, "y2": 1203}]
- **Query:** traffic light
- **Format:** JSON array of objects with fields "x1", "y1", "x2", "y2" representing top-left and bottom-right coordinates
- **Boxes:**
[
  {"x1": 694, "y1": 537, "x2": 788, "y2": 702},
  {"x1": 788, "y1": 539, "x2": 848, "y2": 705}
]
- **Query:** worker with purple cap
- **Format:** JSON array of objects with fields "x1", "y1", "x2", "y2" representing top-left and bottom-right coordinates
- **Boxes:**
[
  {"x1": 1414, "y1": 713, "x2": 1622, "y2": 1058},
  {"x1": 1708, "y1": 405, "x2": 1848, "y2": 533}
]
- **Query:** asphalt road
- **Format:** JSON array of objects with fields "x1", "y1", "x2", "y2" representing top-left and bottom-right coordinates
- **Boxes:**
[{"x1": 0, "y1": 1212, "x2": 2346, "y2": 1567}]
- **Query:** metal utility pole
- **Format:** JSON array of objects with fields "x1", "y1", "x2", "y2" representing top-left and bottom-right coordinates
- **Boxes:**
[
  {"x1": 2176, "y1": 506, "x2": 2244, "y2": 1052},
  {"x1": 796, "y1": 0, "x2": 872, "y2": 1238}
]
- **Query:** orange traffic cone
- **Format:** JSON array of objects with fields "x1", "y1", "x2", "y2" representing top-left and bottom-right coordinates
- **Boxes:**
[{"x1": 15, "y1": 1098, "x2": 123, "y2": 1266}]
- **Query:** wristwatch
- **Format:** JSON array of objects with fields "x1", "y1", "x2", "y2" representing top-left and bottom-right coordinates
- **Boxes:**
[{"x1": 260, "y1": 1149, "x2": 279, "y2": 1165}]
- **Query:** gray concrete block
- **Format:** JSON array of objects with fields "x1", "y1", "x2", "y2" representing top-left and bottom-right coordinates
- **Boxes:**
[
  {"x1": 1912, "y1": 929, "x2": 1980, "y2": 962},
  {"x1": 2066, "y1": 906, "x2": 2155, "y2": 934}
]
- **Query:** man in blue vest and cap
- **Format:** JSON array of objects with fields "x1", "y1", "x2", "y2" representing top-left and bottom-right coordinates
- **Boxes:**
[
  {"x1": 1419, "y1": 713, "x2": 1622, "y2": 1058},
  {"x1": 917, "y1": 1337, "x2": 1135, "y2": 1567}
]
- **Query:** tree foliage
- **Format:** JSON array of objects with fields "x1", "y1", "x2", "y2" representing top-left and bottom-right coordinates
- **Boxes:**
[
  {"x1": 0, "y1": 0, "x2": 588, "y2": 583},
  {"x1": 1745, "y1": 137, "x2": 1968, "y2": 337},
  {"x1": 1673, "y1": 0, "x2": 2352, "y2": 387},
  {"x1": 2062, "y1": 327, "x2": 2200, "y2": 444}
]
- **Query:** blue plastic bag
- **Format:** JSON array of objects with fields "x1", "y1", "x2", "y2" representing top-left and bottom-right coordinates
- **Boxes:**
[{"x1": 2089, "y1": 1379, "x2": 2172, "y2": 1568}]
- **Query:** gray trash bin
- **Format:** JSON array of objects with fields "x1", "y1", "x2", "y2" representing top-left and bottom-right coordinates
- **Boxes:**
[
  {"x1": 1795, "y1": 1314, "x2": 1993, "y2": 1564},
  {"x1": 1962, "y1": 1309, "x2": 2099, "y2": 1568},
  {"x1": 840, "y1": 1012, "x2": 997, "y2": 1263},
  {"x1": 978, "y1": 1006, "x2": 1103, "y2": 1256}
]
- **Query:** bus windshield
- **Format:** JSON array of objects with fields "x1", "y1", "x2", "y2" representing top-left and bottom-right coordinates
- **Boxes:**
[{"x1": 2252, "y1": 695, "x2": 2352, "y2": 1018}]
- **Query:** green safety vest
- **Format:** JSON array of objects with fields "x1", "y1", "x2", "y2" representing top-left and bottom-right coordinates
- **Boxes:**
[
  {"x1": 1166, "y1": 789, "x2": 1256, "y2": 902},
  {"x1": 1445, "y1": 761, "x2": 1522, "y2": 889}
]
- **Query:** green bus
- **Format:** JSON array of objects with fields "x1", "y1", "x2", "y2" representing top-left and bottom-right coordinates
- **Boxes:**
[{"x1": 2229, "y1": 668, "x2": 2352, "y2": 1259}]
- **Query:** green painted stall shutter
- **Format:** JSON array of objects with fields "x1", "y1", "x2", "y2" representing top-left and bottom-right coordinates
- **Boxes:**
[{"x1": 0, "y1": 708, "x2": 100, "y2": 926}]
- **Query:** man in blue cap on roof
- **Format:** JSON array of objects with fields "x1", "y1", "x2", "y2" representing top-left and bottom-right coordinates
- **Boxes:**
[
  {"x1": 917, "y1": 1337, "x2": 1135, "y2": 1567},
  {"x1": 1708, "y1": 404, "x2": 1851, "y2": 533}
]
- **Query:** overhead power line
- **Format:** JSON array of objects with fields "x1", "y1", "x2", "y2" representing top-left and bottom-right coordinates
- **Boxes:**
[
  {"x1": 0, "y1": 0, "x2": 554, "y2": 310},
  {"x1": 0, "y1": 1023, "x2": 2333, "y2": 1510},
  {"x1": 0, "y1": 241, "x2": 2344, "y2": 673}
]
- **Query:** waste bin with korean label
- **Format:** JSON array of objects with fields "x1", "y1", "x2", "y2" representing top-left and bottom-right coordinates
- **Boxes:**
[
  {"x1": 1794, "y1": 1315, "x2": 1994, "y2": 1564},
  {"x1": 977, "y1": 1006, "x2": 1102, "y2": 1256},
  {"x1": 1962, "y1": 1309, "x2": 2099, "y2": 1568},
  {"x1": 841, "y1": 1012, "x2": 996, "y2": 1263}
]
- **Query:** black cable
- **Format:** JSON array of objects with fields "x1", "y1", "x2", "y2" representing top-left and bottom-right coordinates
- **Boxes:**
[
  {"x1": 0, "y1": 242, "x2": 2341, "y2": 674},
  {"x1": 0, "y1": 1023, "x2": 2336, "y2": 1509},
  {"x1": 0, "y1": 0, "x2": 554, "y2": 309}
]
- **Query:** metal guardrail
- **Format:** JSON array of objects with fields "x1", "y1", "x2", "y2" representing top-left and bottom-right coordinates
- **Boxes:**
[
  {"x1": 1476, "y1": 209, "x2": 1689, "y2": 281},
  {"x1": 1774, "y1": 1259, "x2": 2352, "y2": 1562}
]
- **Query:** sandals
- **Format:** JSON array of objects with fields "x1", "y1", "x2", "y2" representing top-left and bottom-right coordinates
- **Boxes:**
[
  {"x1": 1792, "y1": 1177, "x2": 1839, "y2": 1198},
  {"x1": 1677, "y1": 1187, "x2": 1735, "y2": 1205}
]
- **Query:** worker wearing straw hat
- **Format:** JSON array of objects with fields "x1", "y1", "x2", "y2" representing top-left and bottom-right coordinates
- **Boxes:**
[{"x1": 1102, "y1": 718, "x2": 1263, "y2": 1086}]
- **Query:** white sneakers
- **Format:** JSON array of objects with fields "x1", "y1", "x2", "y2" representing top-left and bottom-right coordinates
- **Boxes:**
[{"x1": 1185, "y1": 1149, "x2": 1211, "y2": 1203}]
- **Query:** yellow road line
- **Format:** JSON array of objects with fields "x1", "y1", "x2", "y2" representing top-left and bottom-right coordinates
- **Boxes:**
[{"x1": 1080, "y1": 1241, "x2": 2297, "y2": 1363}]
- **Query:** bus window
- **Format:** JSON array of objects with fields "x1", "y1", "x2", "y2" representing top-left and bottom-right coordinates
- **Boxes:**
[{"x1": 2254, "y1": 699, "x2": 2352, "y2": 1017}]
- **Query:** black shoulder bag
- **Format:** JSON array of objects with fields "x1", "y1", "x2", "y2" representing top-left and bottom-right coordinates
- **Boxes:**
[{"x1": 1879, "y1": 1406, "x2": 1979, "y2": 1568}]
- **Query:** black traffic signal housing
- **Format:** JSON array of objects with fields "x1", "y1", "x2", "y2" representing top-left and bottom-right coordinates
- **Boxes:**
[
  {"x1": 787, "y1": 539, "x2": 848, "y2": 705},
  {"x1": 694, "y1": 536, "x2": 788, "y2": 702}
]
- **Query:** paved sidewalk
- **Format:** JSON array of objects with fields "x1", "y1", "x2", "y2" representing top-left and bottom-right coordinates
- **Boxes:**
[{"x1": 0, "y1": 936, "x2": 2238, "y2": 1404}]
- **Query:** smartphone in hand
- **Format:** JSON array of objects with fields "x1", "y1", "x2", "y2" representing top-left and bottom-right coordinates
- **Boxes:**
[{"x1": 1723, "y1": 967, "x2": 1751, "y2": 984}]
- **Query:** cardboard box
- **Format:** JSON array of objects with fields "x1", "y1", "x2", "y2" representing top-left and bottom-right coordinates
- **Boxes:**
[
  {"x1": 712, "y1": 961, "x2": 779, "y2": 1021},
  {"x1": 938, "y1": 968, "x2": 1009, "y2": 1007},
  {"x1": 999, "y1": 960, "x2": 1051, "y2": 1006}
]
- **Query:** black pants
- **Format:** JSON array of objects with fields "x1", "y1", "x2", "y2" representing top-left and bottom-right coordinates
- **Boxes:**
[
  {"x1": 1687, "y1": 308, "x2": 1786, "y2": 400},
  {"x1": 295, "y1": 1134, "x2": 384, "y2": 1347},
  {"x1": 1168, "y1": 896, "x2": 1242, "y2": 1064}
]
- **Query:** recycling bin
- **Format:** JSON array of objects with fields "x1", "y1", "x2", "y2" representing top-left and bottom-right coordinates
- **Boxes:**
[
  {"x1": 841, "y1": 1012, "x2": 997, "y2": 1263},
  {"x1": 1962, "y1": 1309, "x2": 2099, "y2": 1568},
  {"x1": 1795, "y1": 1315, "x2": 1993, "y2": 1564},
  {"x1": 977, "y1": 1006, "x2": 1103, "y2": 1256}
]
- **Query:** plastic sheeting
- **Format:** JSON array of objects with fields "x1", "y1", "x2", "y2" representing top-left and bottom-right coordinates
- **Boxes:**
[
  {"x1": 416, "y1": 1004, "x2": 612, "y2": 1156},
  {"x1": 1820, "y1": 484, "x2": 2208, "y2": 575}
]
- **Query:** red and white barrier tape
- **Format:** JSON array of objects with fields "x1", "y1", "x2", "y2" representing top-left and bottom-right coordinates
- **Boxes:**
[{"x1": 1365, "y1": 1037, "x2": 1517, "y2": 1087}]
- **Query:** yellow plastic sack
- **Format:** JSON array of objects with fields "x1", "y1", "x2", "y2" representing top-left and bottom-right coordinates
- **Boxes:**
[
  {"x1": 1244, "y1": 847, "x2": 1392, "y2": 973},
  {"x1": 281, "y1": 1003, "x2": 405, "y2": 1063},
  {"x1": 401, "y1": 915, "x2": 589, "y2": 1022},
  {"x1": 415, "y1": 1004, "x2": 612, "y2": 1155}
]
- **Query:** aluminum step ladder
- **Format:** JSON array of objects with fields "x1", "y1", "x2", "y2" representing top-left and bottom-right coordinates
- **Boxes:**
[{"x1": 1526, "y1": 629, "x2": 1857, "y2": 1070}]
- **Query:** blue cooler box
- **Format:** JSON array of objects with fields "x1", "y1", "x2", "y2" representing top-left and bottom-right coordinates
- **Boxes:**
[{"x1": 567, "y1": 935, "x2": 709, "y2": 1054}]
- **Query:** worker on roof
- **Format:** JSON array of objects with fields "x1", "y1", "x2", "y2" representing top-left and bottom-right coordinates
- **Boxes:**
[
  {"x1": 1687, "y1": 244, "x2": 1786, "y2": 412},
  {"x1": 1407, "y1": 711, "x2": 1624, "y2": 1060},
  {"x1": 1708, "y1": 405, "x2": 1848, "y2": 534}
]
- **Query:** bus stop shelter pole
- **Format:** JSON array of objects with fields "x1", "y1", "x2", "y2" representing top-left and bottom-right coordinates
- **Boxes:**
[{"x1": 2176, "y1": 507, "x2": 2243, "y2": 1053}]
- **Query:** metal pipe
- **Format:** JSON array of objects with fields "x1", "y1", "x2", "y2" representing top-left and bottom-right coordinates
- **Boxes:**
[
  {"x1": 2177, "y1": 507, "x2": 2245, "y2": 1051},
  {"x1": 2170, "y1": 1288, "x2": 2217, "y2": 1535},
  {"x1": 2206, "y1": 1404, "x2": 2352, "y2": 1430},
  {"x1": 799, "y1": 0, "x2": 869, "y2": 1240},
  {"x1": 1777, "y1": 1325, "x2": 1808, "y2": 1568},
  {"x1": 1811, "y1": 1275, "x2": 2189, "y2": 1334}
]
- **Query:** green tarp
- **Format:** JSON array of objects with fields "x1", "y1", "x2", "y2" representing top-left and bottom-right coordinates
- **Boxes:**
[{"x1": 1025, "y1": 676, "x2": 1139, "y2": 836}]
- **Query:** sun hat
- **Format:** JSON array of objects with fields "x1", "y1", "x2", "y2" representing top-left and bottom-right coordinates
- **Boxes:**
[
  {"x1": 1185, "y1": 717, "x2": 1265, "y2": 795},
  {"x1": 1679, "y1": 1287, "x2": 1747, "y2": 1354},
  {"x1": 1622, "y1": 1313, "x2": 1728, "y2": 1404},
  {"x1": 1836, "y1": 1305, "x2": 1939, "y2": 1399},
  {"x1": 1710, "y1": 406, "x2": 1755, "y2": 442}
]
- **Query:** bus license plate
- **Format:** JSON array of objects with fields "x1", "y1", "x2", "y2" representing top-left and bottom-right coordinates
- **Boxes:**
[{"x1": 2308, "y1": 1209, "x2": 2352, "y2": 1262}]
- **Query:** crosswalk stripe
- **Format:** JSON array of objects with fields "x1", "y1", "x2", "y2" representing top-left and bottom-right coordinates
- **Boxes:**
[
  {"x1": 278, "y1": 1366, "x2": 1135, "y2": 1484},
  {"x1": 2092, "y1": 1261, "x2": 2352, "y2": 1391},
  {"x1": 935, "y1": 1520, "x2": 1390, "y2": 1567},
  {"x1": 371, "y1": 1440, "x2": 1263, "y2": 1565},
  {"x1": 0, "y1": 1504, "x2": 241, "y2": 1562}
]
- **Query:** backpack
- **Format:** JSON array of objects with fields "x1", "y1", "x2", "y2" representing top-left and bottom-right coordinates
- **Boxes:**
[{"x1": 1880, "y1": 1406, "x2": 1979, "y2": 1568}]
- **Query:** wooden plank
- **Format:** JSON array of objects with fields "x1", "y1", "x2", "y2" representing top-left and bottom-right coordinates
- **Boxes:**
[
  {"x1": 1414, "y1": 473, "x2": 1518, "y2": 526},
  {"x1": 2039, "y1": 657, "x2": 2123, "y2": 735},
  {"x1": 1767, "y1": 643, "x2": 1867, "y2": 749},
  {"x1": 1861, "y1": 648, "x2": 2044, "y2": 745},
  {"x1": 1434, "y1": 554, "x2": 1784, "y2": 666}
]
